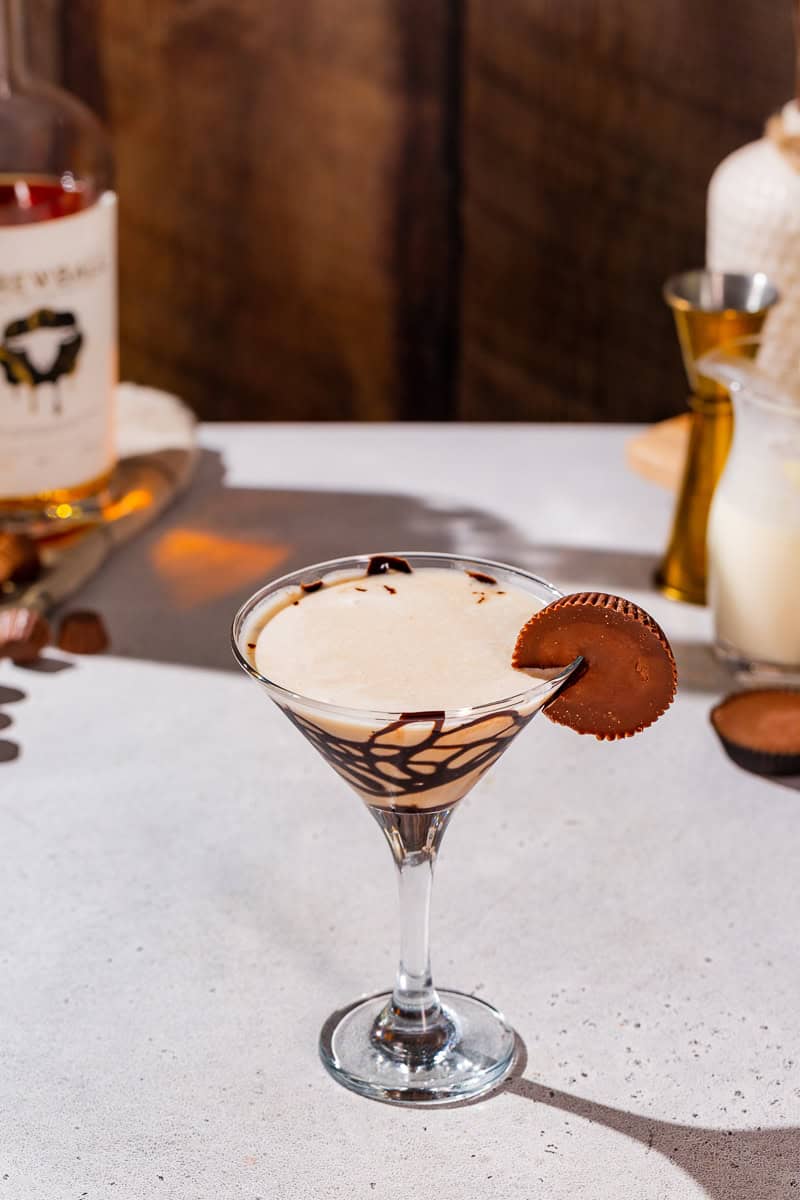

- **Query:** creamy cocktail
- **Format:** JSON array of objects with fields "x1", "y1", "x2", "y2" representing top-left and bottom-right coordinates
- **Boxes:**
[{"x1": 243, "y1": 558, "x2": 558, "y2": 812}]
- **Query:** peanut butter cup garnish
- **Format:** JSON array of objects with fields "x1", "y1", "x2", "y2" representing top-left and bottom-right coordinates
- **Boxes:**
[
  {"x1": 57, "y1": 610, "x2": 109, "y2": 655},
  {"x1": 710, "y1": 689, "x2": 800, "y2": 776},
  {"x1": 512, "y1": 592, "x2": 677, "y2": 740},
  {"x1": 0, "y1": 533, "x2": 40, "y2": 586},
  {"x1": 366, "y1": 555, "x2": 412, "y2": 576},
  {"x1": 0, "y1": 607, "x2": 50, "y2": 663}
]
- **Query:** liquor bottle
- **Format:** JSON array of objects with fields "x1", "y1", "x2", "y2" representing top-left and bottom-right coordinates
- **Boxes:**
[{"x1": 0, "y1": 0, "x2": 116, "y2": 525}]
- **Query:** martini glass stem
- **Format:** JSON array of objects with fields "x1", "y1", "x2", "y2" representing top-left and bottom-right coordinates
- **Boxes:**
[
  {"x1": 395, "y1": 844, "x2": 438, "y2": 1017},
  {"x1": 370, "y1": 806, "x2": 456, "y2": 1062}
]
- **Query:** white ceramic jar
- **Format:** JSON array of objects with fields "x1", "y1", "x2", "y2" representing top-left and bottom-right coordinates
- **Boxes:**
[{"x1": 707, "y1": 100, "x2": 800, "y2": 393}]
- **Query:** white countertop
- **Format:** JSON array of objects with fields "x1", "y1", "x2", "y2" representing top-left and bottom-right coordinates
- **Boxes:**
[{"x1": 2, "y1": 424, "x2": 797, "y2": 1199}]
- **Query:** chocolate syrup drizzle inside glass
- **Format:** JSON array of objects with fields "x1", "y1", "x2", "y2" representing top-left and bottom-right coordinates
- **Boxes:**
[{"x1": 283, "y1": 706, "x2": 533, "y2": 804}]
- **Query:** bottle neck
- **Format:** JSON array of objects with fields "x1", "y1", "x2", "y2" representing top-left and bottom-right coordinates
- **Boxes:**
[{"x1": 0, "y1": 0, "x2": 27, "y2": 96}]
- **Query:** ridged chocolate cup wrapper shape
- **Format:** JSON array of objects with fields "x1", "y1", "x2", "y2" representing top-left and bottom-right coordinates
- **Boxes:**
[
  {"x1": 710, "y1": 689, "x2": 800, "y2": 777},
  {"x1": 57, "y1": 610, "x2": 110, "y2": 655},
  {"x1": 512, "y1": 592, "x2": 677, "y2": 740},
  {"x1": 0, "y1": 607, "x2": 50, "y2": 662}
]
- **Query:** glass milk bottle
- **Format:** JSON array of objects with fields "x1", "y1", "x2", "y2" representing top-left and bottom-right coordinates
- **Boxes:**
[
  {"x1": 0, "y1": 0, "x2": 117, "y2": 525},
  {"x1": 703, "y1": 339, "x2": 800, "y2": 681}
]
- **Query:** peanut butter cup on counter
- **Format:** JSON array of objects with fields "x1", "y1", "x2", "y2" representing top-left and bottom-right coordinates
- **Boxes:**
[
  {"x1": 512, "y1": 591, "x2": 677, "y2": 740},
  {"x1": 710, "y1": 689, "x2": 800, "y2": 776},
  {"x1": 0, "y1": 607, "x2": 50, "y2": 663},
  {"x1": 57, "y1": 610, "x2": 109, "y2": 655}
]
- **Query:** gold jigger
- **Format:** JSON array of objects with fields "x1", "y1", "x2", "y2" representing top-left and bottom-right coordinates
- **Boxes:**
[{"x1": 656, "y1": 270, "x2": 779, "y2": 604}]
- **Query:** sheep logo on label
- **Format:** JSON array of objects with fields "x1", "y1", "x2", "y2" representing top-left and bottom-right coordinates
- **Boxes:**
[{"x1": 0, "y1": 308, "x2": 83, "y2": 414}]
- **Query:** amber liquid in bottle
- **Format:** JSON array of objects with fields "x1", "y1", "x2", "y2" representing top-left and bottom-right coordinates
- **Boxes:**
[{"x1": 0, "y1": 175, "x2": 94, "y2": 223}]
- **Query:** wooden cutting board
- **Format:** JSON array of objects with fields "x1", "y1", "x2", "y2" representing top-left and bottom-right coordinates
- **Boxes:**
[{"x1": 626, "y1": 414, "x2": 689, "y2": 491}]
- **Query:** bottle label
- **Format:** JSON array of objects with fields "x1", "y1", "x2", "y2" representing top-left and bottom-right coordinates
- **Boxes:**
[{"x1": 0, "y1": 191, "x2": 117, "y2": 499}]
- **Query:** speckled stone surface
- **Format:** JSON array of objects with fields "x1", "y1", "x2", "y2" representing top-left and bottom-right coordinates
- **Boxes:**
[{"x1": 1, "y1": 424, "x2": 798, "y2": 1199}]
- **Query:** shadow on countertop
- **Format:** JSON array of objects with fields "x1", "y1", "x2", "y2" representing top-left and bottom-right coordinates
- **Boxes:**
[
  {"x1": 0, "y1": 685, "x2": 25, "y2": 763},
  {"x1": 668, "y1": 640, "x2": 733, "y2": 697},
  {"x1": 503, "y1": 1040, "x2": 798, "y2": 1198},
  {"x1": 65, "y1": 449, "x2": 666, "y2": 675}
]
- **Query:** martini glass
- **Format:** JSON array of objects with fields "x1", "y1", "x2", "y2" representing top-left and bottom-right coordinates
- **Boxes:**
[{"x1": 232, "y1": 552, "x2": 577, "y2": 1105}]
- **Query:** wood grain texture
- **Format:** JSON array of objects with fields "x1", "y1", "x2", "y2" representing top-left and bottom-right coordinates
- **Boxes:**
[
  {"x1": 26, "y1": 0, "x2": 61, "y2": 80},
  {"x1": 626, "y1": 413, "x2": 689, "y2": 491},
  {"x1": 459, "y1": 0, "x2": 795, "y2": 421},
  {"x1": 61, "y1": 0, "x2": 457, "y2": 420},
  {"x1": 50, "y1": 0, "x2": 797, "y2": 421}
]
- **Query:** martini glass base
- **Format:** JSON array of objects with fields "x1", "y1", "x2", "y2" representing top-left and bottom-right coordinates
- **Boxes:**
[{"x1": 319, "y1": 989, "x2": 516, "y2": 1106}]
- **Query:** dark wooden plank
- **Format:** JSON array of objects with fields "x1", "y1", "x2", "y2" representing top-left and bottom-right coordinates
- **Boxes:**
[
  {"x1": 60, "y1": 0, "x2": 457, "y2": 420},
  {"x1": 55, "y1": 0, "x2": 793, "y2": 423},
  {"x1": 26, "y1": 0, "x2": 61, "y2": 81},
  {"x1": 390, "y1": 0, "x2": 462, "y2": 420},
  {"x1": 460, "y1": 0, "x2": 795, "y2": 421}
]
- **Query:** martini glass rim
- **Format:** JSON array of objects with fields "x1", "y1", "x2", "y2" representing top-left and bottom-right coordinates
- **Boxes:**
[{"x1": 231, "y1": 550, "x2": 577, "y2": 723}]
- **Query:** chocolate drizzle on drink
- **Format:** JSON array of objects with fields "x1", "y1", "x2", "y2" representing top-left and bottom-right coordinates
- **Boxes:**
[
  {"x1": 399, "y1": 710, "x2": 446, "y2": 720},
  {"x1": 466, "y1": 570, "x2": 497, "y2": 585},
  {"x1": 300, "y1": 579, "x2": 324, "y2": 594},
  {"x1": 383, "y1": 585, "x2": 397, "y2": 595},
  {"x1": 282, "y1": 706, "x2": 533, "y2": 802},
  {"x1": 366, "y1": 555, "x2": 413, "y2": 576}
]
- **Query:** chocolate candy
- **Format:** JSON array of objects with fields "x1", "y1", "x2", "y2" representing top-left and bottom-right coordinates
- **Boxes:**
[
  {"x1": 513, "y1": 592, "x2": 677, "y2": 740},
  {"x1": 0, "y1": 533, "x2": 40, "y2": 586},
  {"x1": 710, "y1": 689, "x2": 800, "y2": 776},
  {"x1": 57, "y1": 610, "x2": 109, "y2": 655},
  {"x1": 0, "y1": 607, "x2": 50, "y2": 662}
]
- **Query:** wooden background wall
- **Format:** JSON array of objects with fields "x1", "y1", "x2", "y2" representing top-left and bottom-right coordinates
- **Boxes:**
[{"x1": 34, "y1": 0, "x2": 796, "y2": 421}]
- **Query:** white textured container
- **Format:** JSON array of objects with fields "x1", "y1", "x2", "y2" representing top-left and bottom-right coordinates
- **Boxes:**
[{"x1": 707, "y1": 100, "x2": 800, "y2": 389}]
